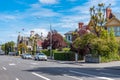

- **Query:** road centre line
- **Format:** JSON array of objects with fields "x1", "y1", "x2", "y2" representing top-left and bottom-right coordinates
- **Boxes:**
[
  {"x1": 63, "y1": 74, "x2": 83, "y2": 80},
  {"x1": 2, "y1": 67, "x2": 7, "y2": 70},
  {"x1": 32, "y1": 72, "x2": 51, "y2": 80},
  {"x1": 9, "y1": 63, "x2": 16, "y2": 66},
  {"x1": 69, "y1": 70, "x2": 114, "y2": 80},
  {"x1": 30, "y1": 62, "x2": 38, "y2": 65},
  {"x1": 16, "y1": 78, "x2": 19, "y2": 80}
]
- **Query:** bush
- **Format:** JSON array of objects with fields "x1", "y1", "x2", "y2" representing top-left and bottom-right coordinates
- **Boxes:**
[
  {"x1": 54, "y1": 51, "x2": 75, "y2": 61},
  {"x1": 41, "y1": 49, "x2": 50, "y2": 56},
  {"x1": 62, "y1": 48, "x2": 70, "y2": 52},
  {"x1": 41, "y1": 49, "x2": 58, "y2": 56}
]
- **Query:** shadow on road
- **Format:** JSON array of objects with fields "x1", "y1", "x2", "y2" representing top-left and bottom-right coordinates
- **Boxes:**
[{"x1": 23, "y1": 66, "x2": 120, "y2": 78}]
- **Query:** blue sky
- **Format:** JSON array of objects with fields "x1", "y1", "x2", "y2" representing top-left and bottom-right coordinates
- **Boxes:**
[{"x1": 0, "y1": 0, "x2": 120, "y2": 43}]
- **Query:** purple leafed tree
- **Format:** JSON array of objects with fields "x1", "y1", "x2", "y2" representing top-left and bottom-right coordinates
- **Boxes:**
[{"x1": 42, "y1": 30, "x2": 67, "y2": 49}]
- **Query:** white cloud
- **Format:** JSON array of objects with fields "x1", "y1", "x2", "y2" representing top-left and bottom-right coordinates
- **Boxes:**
[
  {"x1": 24, "y1": 3, "x2": 60, "y2": 18},
  {"x1": 39, "y1": 0, "x2": 58, "y2": 4},
  {"x1": 86, "y1": 0, "x2": 117, "y2": 6},
  {"x1": 0, "y1": 14, "x2": 17, "y2": 22},
  {"x1": 71, "y1": 0, "x2": 118, "y2": 15},
  {"x1": 31, "y1": 9, "x2": 59, "y2": 17},
  {"x1": 33, "y1": 28, "x2": 49, "y2": 37},
  {"x1": 24, "y1": 28, "x2": 49, "y2": 37}
]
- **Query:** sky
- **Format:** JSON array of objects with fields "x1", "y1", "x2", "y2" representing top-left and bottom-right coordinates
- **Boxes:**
[{"x1": 0, "y1": 0, "x2": 120, "y2": 44}]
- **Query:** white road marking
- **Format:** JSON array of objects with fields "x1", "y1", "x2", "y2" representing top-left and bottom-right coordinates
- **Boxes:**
[
  {"x1": 32, "y1": 72, "x2": 50, "y2": 80},
  {"x1": 64, "y1": 74, "x2": 83, "y2": 80},
  {"x1": 9, "y1": 63, "x2": 16, "y2": 66},
  {"x1": 70, "y1": 70, "x2": 114, "y2": 80},
  {"x1": 2, "y1": 67, "x2": 7, "y2": 70},
  {"x1": 16, "y1": 78, "x2": 19, "y2": 80},
  {"x1": 30, "y1": 63, "x2": 38, "y2": 65},
  {"x1": 30, "y1": 65, "x2": 36, "y2": 68}
]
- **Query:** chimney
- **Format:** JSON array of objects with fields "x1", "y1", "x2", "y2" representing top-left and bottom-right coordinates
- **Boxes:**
[
  {"x1": 78, "y1": 22, "x2": 84, "y2": 30},
  {"x1": 106, "y1": 8, "x2": 112, "y2": 20}
]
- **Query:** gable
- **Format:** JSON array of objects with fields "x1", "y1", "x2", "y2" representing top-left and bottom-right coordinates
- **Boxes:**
[{"x1": 106, "y1": 17, "x2": 120, "y2": 27}]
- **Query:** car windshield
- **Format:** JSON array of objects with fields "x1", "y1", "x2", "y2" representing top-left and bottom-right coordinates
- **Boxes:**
[
  {"x1": 26, "y1": 54, "x2": 31, "y2": 55},
  {"x1": 36, "y1": 53, "x2": 45, "y2": 55}
]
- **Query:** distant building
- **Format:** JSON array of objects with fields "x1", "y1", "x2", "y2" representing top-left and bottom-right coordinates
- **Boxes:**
[{"x1": 17, "y1": 31, "x2": 44, "y2": 52}]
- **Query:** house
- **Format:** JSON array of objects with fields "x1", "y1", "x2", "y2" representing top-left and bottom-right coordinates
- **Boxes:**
[
  {"x1": 64, "y1": 22, "x2": 90, "y2": 43},
  {"x1": 88, "y1": 7, "x2": 120, "y2": 37},
  {"x1": 65, "y1": 6, "x2": 120, "y2": 43},
  {"x1": 17, "y1": 31, "x2": 44, "y2": 52},
  {"x1": 64, "y1": 31, "x2": 73, "y2": 43},
  {"x1": 105, "y1": 8, "x2": 120, "y2": 36}
]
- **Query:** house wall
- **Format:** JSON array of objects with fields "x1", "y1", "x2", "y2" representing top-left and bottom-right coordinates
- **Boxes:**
[
  {"x1": 108, "y1": 26, "x2": 120, "y2": 36},
  {"x1": 65, "y1": 34, "x2": 72, "y2": 43}
]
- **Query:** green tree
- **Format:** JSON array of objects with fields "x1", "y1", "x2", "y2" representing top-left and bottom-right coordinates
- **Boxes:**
[
  {"x1": 63, "y1": 37, "x2": 70, "y2": 47},
  {"x1": 72, "y1": 33, "x2": 96, "y2": 59},
  {"x1": 29, "y1": 36, "x2": 38, "y2": 55},
  {"x1": 18, "y1": 43, "x2": 27, "y2": 54},
  {"x1": 2, "y1": 41, "x2": 15, "y2": 55},
  {"x1": 90, "y1": 3, "x2": 109, "y2": 37},
  {"x1": 1, "y1": 44, "x2": 5, "y2": 51}
]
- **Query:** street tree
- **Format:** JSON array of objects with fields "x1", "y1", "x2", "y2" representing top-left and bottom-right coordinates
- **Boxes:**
[
  {"x1": 90, "y1": 3, "x2": 110, "y2": 37},
  {"x1": 2, "y1": 41, "x2": 15, "y2": 54},
  {"x1": 42, "y1": 30, "x2": 67, "y2": 49},
  {"x1": 18, "y1": 42, "x2": 27, "y2": 54},
  {"x1": 29, "y1": 35, "x2": 38, "y2": 55}
]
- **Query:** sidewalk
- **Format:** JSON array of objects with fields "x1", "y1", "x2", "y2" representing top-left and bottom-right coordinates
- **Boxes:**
[{"x1": 49, "y1": 59, "x2": 120, "y2": 70}]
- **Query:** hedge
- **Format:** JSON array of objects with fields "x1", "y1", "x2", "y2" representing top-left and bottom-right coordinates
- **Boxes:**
[
  {"x1": 41, "y1": 49, "x2": 83, "y2": 61},
  {"x1": 41, "y1": 49, "x2": 58, "y2": 56},
  {"x1": 41, "y1": 49, "x2": 50, "y2": 56},
  {"x1": 54, "y1": 52, "x2": 75, "y2": 61}
]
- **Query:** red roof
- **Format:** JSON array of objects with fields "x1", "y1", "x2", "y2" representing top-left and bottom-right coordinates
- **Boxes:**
[{"x1": 37, "y1": 40, "x2": 43, "y2": 47}]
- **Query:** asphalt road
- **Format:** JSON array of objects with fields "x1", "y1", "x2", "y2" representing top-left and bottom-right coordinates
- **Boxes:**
[{"x1": 0, "y1": 55, "x2": 120, "y2": 80}]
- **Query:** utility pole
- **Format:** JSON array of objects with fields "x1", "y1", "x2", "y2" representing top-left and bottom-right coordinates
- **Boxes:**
[{"x1": 50, "y1": 24, "x2": 52, "y2": 59}]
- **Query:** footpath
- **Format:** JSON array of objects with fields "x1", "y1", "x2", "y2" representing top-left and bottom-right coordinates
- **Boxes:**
[{"x1": 50, "y1": 59, "x2": 120, "y2": 70}]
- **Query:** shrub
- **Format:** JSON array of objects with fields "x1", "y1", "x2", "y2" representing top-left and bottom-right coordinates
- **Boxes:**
[
  {"x1": 62, "y1": 48, "x2": 70, "y2": 52},
  {"x1": 41, "y1": 49, "x2": 50, "y2": 56},
  {"x1": 54, "y1": 52, "x2": 75, "y2": 61}
]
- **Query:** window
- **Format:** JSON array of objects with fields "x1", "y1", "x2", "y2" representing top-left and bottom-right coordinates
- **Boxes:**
[
  {"x1": 114, "y1": 26, "x2": 120, "y2": 36},
  {"x1": 68, "y1": 35, "x2": 71, "y2": 41}
]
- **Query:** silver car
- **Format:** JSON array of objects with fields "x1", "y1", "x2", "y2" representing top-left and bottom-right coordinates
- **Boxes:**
[
  {"x1": 21, "y1": 53, "x2": 32, "y2": 59},
  {"x1": 34, "y1": 53, "x2": 47, "y2": 61}
]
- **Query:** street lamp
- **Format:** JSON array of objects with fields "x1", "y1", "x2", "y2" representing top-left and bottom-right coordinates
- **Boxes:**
[{"x1": 50, "y1": 24, "x2": 53, "y2": 59}]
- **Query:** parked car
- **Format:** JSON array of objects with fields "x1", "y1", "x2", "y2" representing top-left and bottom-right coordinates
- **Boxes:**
[
  {"x1": 34, "y1": 53, "x2": 47, "y2": 61},
  {"x1": 8, "y1": 52, "x2": 16, "y2": 56},
  {"x1": 0, "y1": 50, "x2": 5, "y2": 55},
  {"x1": 21, "y1": 53, "x2": 32, "y2": 59}
]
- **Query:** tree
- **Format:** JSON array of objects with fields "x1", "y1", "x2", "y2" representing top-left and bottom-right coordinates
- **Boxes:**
[
  {"x1": 1, "y1": 44, "x2": 5, "y2": 51},
  {"x1": 29, "y1": 35, "x2": 38, "y2": 55},
  {"x1": 71, "y1": 33, "x2": 96, "y2": 59},
  {"x1": 18, "y1": 43, "x2": 27, "y2": 54},
  {"x1": 2, "y1": 41, "x2": 15, "y2": 55},
  {"x1": 42, "y1": 30, "x2": 67, "y2": 49},
  {"x1": 63, "y1": 37, "x2": 70, "y2": 47},
  {"x1": 90, "y1": 3, "x2": 109, "y2": 37}
]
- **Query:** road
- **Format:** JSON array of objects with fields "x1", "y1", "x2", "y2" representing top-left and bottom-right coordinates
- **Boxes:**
[{"x1": 0, "y1": 55, "x2": 120, "y2": 80}]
